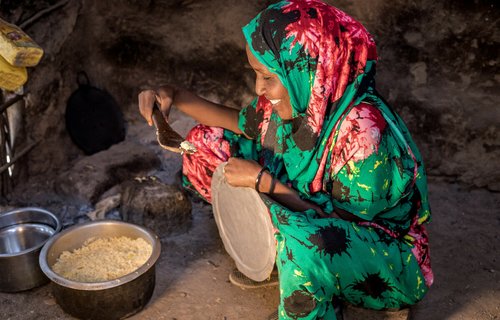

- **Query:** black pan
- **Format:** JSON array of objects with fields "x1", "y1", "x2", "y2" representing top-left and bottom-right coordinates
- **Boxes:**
[{"x1": 65, "y1": 72, "x2": 126, "y2": 155}]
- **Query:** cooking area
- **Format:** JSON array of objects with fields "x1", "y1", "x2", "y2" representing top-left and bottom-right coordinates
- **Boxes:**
[{"x1": 0, "y1": 0, "x2": 499, "y2": 319}]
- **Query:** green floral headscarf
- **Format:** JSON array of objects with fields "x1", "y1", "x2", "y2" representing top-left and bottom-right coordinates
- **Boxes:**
[{"x1": 238, "y1": 0, "x2": 431, "y2": 233}]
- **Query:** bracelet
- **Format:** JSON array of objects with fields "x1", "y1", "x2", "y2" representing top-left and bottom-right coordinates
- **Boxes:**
[
  {"x1": 255, "y1": 166, "x2": 269, "y2": 192},
  {"x1": 269, "y1": 176, "x2": 277, "y2": 194}
]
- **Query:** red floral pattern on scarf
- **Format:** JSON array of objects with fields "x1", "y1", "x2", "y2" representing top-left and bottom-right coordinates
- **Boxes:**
[
  {"x1": 330, "y1": 103, "x2": 387, "y2": 175},
  {"x1": 310, "y1": 103, "x2": 386, "y2": 192},
  {"x1": 283, "y1": 0, "x2": 377, "y2": 134}
]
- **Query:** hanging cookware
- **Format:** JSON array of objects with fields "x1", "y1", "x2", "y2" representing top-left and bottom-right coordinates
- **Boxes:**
[{"x1": 65, "y1": 72, "x2": 126, "y2": 155}]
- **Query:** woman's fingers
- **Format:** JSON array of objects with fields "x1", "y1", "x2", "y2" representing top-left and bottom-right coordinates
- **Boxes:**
[
  {"x1": 138, "y1": 89, "x2": 156, "y2": 126},
  {"x1": 156, "y1": 86, "x2": 175, "y2": 120},
  {"x1": 138, "y1": 86, "x2": 175, "y2": 126},
  {"x1": 223, "y1": 158, "x2": 261, "y2": 188}
]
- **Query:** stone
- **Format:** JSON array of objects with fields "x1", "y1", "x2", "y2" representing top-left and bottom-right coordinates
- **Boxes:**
[
  {"x1": 120, "y1": 176, "x2": 192, "y2": 237},
  {"x1": 403, "y1": 31, "x2": 424, "y2": 48},
  {"x1": 86, "y1": 193, "x2": 121, "y2": 220},
  {"x1": 409, "y1": 62, "x2": 427, "y2": 86},
  {"x1": 57, "y1": 141, "x2": 160, "y2": 204}
]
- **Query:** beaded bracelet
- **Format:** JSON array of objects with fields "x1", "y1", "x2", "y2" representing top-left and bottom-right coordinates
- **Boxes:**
[{"x1": 255, "y1": 166, "x2": 269, "y2": 192}]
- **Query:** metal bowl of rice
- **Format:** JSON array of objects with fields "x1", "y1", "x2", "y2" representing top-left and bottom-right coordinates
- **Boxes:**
[{"x1": 39, "y1": 220, "x2": 161, "y2": 320}]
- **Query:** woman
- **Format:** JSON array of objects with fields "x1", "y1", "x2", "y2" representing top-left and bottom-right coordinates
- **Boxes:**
[{"x1": 138, "y1": 0, "x2": 433, "y2": 319}]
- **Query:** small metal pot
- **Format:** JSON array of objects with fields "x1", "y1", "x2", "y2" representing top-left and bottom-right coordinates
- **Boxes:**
[
  {"x1": 39, "y1": 220, "x2": 161, "y2": 320},
  {"x1": 0, "y1": 207, "x2": 61, "y2": 292}
]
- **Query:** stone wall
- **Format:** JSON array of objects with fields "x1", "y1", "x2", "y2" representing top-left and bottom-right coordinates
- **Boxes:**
[{"x1": 1, "y1": 0, "x2": 498, "y2": 190}]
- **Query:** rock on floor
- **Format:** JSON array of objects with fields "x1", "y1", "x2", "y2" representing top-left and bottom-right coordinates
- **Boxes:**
[
  {"x1": 121, "y1": 176, "x2": 192, "y2": 237},
  {"x1": 57, "y1": 141, "x2": 160, "y2": 204}
]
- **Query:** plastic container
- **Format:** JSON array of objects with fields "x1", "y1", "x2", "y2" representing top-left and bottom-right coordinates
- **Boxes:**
[
  {"x1": 0, "y1": 18, "x2": 44, "y2": 67},
  {"x1": 0, "y1": 54, "x2": 27, "y2": 91}
]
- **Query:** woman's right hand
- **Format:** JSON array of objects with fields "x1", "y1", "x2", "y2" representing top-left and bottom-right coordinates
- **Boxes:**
[{"x1": 138, "y1": 85, "x2": 175, "y2": 126}]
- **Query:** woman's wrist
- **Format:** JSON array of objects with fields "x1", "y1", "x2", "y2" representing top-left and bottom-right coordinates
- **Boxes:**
[
  {"x1": 159, "y1": 85, "x2": 177, "y2": 104},
  {"x1": 255, "y1": 170, "x2": 276, "y2": 194}
]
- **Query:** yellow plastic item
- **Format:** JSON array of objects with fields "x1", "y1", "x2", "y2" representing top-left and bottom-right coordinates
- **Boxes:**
[
  {"x1": 0, "y1": 18, "x2": 44, "y2": 67},
  {"x1": 0, "y1": 54, "x2": 27, "y2": 91}
]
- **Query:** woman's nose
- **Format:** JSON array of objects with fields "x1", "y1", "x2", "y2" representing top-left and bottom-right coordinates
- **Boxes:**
[{"x1": 255, "y1": 78, "x2": 266, "y2": 96}]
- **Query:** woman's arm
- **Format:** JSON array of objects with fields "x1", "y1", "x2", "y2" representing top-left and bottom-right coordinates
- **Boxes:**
[
  {"x1": 257, "y1": 171, "x2": 338, "y2": 217},
  {"x1": 260, "y1": 171, "x2": 356, "y2": 219},
  {"x1": 138, "y1": 85, "x2": 243, "y2": 134},
  {"x1": 223, "y1": 158, "x2": 340, "y2": 218},
  {"x1": 260, "y1": 172, "x2": 362, "y2": 221},
  {"x1": 172, "y1": 88, "x2": 242, "y2": 133}
]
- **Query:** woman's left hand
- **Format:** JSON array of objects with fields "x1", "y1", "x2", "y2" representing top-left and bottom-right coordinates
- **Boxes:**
[{"x1": 223, "y1": 157, "x2": 262, "y2": 189}]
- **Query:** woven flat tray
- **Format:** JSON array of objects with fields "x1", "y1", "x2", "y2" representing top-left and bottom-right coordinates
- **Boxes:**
[{"x1": 211, "y1": 162, "x2": 276, "y2": 282}]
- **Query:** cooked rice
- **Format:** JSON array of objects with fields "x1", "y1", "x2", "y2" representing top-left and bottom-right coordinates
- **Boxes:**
[{"x1": 52, "y1": 236, "x2": 153, "y2": 282}]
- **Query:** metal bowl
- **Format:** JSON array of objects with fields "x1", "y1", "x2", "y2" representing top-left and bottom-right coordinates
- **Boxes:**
[
  {"x1": 39, "y1": 220, "x2": 161, "y2": 320},
  {"x1": 0, "y1": 207, "x2": 61, "y2": 292}
]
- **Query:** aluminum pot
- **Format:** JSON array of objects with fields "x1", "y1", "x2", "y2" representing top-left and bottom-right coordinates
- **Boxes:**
[
  {"x1": 0, "y1": 207, "x2": 61, "y2": 292},
  {"x1": 39, "y1": 220, "x2": 161, "y2": 320}
]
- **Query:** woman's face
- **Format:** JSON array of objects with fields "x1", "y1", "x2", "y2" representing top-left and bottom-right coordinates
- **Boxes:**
[{"x1": 246, "y1": 45, "x2": 293, "y2": 120}]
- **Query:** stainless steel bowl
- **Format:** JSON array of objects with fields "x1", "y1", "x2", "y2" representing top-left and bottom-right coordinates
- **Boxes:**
[
  {"x1": 39, "y1": 220, "x2": 161, "y2": 320},
  {"x1": 0, "y1": 207, "x2": 61, "y2": 292}
]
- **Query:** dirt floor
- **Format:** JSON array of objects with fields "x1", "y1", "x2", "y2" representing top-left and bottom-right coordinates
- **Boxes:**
[{"x1": 1, "y1": 112, "x2": 499, "y2": 320}]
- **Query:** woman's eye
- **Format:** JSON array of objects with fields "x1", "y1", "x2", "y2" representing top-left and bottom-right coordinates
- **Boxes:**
[{"x1": 263, "y1": 76, "x2": 271, "y2": 80}]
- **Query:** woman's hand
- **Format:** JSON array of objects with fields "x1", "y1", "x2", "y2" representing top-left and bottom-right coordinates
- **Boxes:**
[
  {"x1": 223, "y1": 157, "x2": 262, "y2": 189},
  {"x1": 138, "y1": 85, "x2": 175, "y2": 126}
]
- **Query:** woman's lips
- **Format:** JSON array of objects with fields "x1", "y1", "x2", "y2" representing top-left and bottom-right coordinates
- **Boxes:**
[{"x1": 269, "y1": 99, "x2": 281, "y2": 105}]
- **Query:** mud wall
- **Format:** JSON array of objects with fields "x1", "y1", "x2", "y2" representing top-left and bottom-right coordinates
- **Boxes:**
[{"x1": 1, "y1": 0, "x2": 498, "y2": 191}]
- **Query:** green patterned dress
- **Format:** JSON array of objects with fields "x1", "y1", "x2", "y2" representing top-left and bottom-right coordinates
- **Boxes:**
[{"x1": 181, "y1": 1, "x2": 433, "y2": 318}]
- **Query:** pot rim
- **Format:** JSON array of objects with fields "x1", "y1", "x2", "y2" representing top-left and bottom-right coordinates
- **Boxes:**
[
  {"x1": 0, "y1": 207, "x2": 62, "y2": 258},
  {"x1": 39, "y1": 220, "x2": 161, "y2": 291}
]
